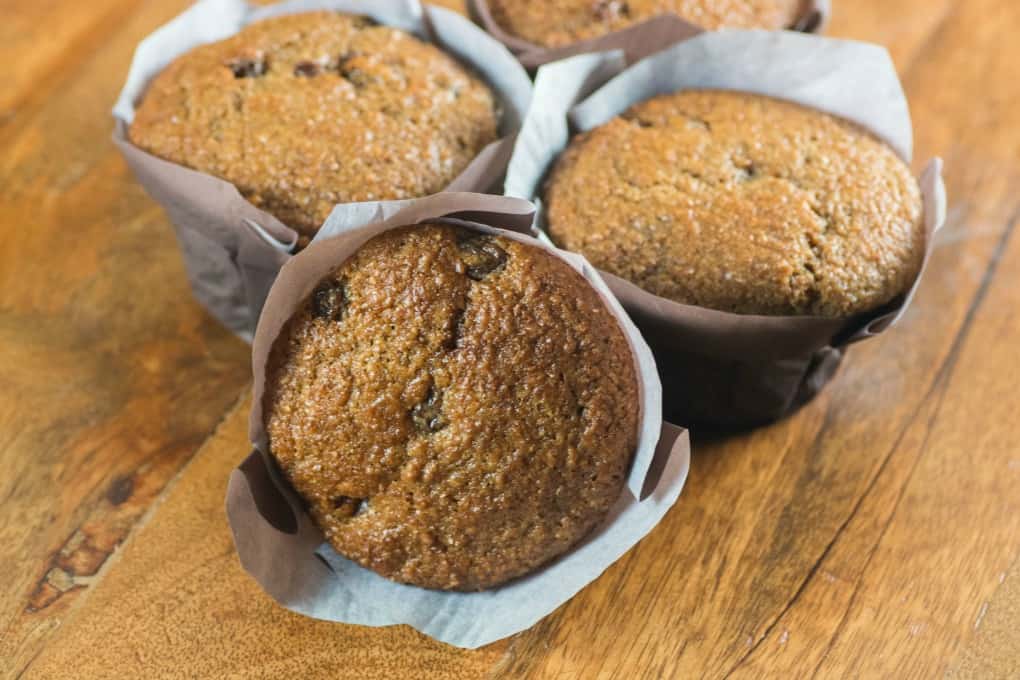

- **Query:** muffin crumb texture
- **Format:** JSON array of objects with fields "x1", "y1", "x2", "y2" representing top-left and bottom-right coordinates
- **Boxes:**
[
  {"x1": 489, "y1": 0, "x2": 807, "y2": 47},
  {"x1": 129, "y1": 12, "x2": 499, "y2": 237},
  {"x1": 545, "y1": 90, "x2": 925, "y2": 317},
  {"x1": 264, "y1": 224, "x2": 639, "y2": 590}
]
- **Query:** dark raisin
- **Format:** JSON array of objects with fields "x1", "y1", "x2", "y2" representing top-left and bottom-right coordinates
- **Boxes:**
[
  {"x1": 623, "y1": 114, "x2": 654, "y2": 128},
  {"x1": 344, "y1": 69, "x2": 373, "y2": 87},
  {"x1": 311, "y1": 278, "x2": 348, "y2": 321},
  {"x1": 593, "y1": 0, "x2": 630, "y2": 20},
  {"x1": 444, "y1": 306, "x2": 467, "y2": 351},
  {"x1": 227, "y1": 56, "x2": 267, "y2": 78},
  {"x1": 351, "y1": 15, "x2": 377, "y2": 29},
  {"x1": 735, "y1": 159, "x2": 758, "y2": 182},
  {"x1": 294, "y1": 61, "x2": 320, "y2": 77},
  {"x1": 411, "y1": 386, "x2": 447, "y2": 434},
  {"x1": 332, "y1": 496, "x2": 367, "y2": 519},
  {"x1": 337, "y1": 53, "x2": 373, "y2": 88},
  {"x1": 457, "y1": 234, "x2": 508, "y2": 281}
]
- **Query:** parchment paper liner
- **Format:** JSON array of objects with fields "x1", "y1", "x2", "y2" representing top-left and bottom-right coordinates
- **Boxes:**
[
  {"x1": 505, "y1": 31, "x2": 948, "y2": 426},
  {"x1": 468, "y1": 0, "x2": 830, "y2": 68},
  {"x1": 113, "y1": 0, "x2": 533, "y2": 341},
  {"x1": 225, "y1": 192, "x2": 691, "y2": 649}
]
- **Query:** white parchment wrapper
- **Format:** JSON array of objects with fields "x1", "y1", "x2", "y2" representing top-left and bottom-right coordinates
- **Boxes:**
[
  {"x1": 505, "y1": 31, "x2": 948, "y2": 426},
  {"x1": 469, "y1": 0, "x2": 830, "y2": 68},
  {"x1": 113, "y1": 0, "x2": 532, "y2": 340},
  {"x1": 225, "y1": 192, "x2": 691, "y2": 649}
]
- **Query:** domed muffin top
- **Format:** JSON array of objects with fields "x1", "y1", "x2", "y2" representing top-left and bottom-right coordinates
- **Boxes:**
[
  {"x1": 545, "y1": 90, "x2": 924, "y2": 317},
  {"x1": 130, "y1": 12, "x2": 499, "y2": 238},
  {"x1": 264, "y1": 224, "x2": 640, "y2": 590},
  {"x1": 488, "y1": 0, "x2": 807, "y2": 48}
]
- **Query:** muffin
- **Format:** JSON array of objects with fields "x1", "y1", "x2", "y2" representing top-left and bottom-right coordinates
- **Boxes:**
[
  {"x1": 487, "y1": 0, "x2": 807, "y2": 48},
  {"x1": 544, "y1": 90, "x2": 925, "y2": 318},
  {"x1": 263, "y1": 224, "x2": 640, "y2": 590},
  {"x1": 129, "y1": 12, "x2": 500, "y2": 239}
]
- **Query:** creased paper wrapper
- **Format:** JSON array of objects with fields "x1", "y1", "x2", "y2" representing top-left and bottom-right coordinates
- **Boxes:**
[
  {"x1": 505, "y1": 31, "x2": 948, "y2": 427},
  {"x1": 225, "y1": 192, "x2": 691, "y2": 649},
  {"x1": 469, "y1": 0, "x2": 830, "y2": 68},
  {"x1": 113, "y1": 0, "x2": 533, "y2": 341}
]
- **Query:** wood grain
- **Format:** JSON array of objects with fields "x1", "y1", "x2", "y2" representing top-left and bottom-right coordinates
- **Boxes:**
[
  {"x1": 4, "y1": 0, "x2": 1020, "y2": 678},
  {"x1": 21, "y1": 396, "x2": 505, "y2": 679},
  {"x1": 0, "y1": 0, "x2": 249, "y2": 673}
]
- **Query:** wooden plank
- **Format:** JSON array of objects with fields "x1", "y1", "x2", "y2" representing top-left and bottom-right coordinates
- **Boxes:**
[
  {"x1": 826, "y1": 0, "x2": 956, "y2": 71},
  {"x1": 0, "y1": 0, "x2": 250, "y2": 674},
  {"x1": 0, "y1": 0, "x2": 144, "y2": 116},
  {"x1": 490, "y1": 0, "x2": 1020, "y2": 677},
  {"x1": 2, "y1": 0, "x2": 471, "y2": 676},
  {"x1": 8, "y1": 0, "x2": 1020, "y2": 678},
  {"x1": 20, "y1": 397, "x2": 506, "y2": 679}
]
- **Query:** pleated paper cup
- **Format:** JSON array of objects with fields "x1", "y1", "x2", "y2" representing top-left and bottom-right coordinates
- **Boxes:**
[
  {"x1": 505, "y1": 32, "x2": 947, "y2": 427},
  {"x1": 226, "y1": 192, "x2": 691, "y2": 648},
  {"x1": 469, "y1": 0, "x2": 829, "y2": 68},
  {"x1": 113, "y1": 0, "x2": 532, "y2": 340}
]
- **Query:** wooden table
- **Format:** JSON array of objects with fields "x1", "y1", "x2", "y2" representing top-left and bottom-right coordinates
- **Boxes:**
[{"x1": 2, "y1": 1, "x2": 1019, "y2": 677}]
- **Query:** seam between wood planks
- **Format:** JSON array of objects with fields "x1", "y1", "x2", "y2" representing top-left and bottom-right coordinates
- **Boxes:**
[
  {"x1": 717, "y1": 194, "x2": 1016, "y2": 679},
  {"x1": 804, "y1": 205, "x2": 1020, "y2": 679},
  {"x1": 9, "y1": 387, "x2": 252, "y2": 680}
]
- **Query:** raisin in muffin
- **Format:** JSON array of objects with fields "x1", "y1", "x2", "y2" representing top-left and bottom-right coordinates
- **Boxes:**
[
  {"x1": 263, "y1": 224, "x2": 640, "y2": 590},
  {"x1": 129, "y1": 12, "x2": 499, "y2": 238},
  {"x1": 544, "y1": 90, "x2": 925, "y2": 318},
  {"x1": 487, "y1": 0, "x2": 807, "y2": 48}
]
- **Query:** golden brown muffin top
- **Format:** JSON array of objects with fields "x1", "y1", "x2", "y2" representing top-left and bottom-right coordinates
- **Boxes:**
[
  {"x1": 544, "y1": 90, "x2": 925, "y2": 317},
  {"x1": 129, "y1": 12, "x2": 499, "y2": 238},
  {"x1": 488, "y1": 0, "x2": 807, "y2": 48},
  {"x1": 264, "y1": 224, "x2": 640, "y2": 590}
]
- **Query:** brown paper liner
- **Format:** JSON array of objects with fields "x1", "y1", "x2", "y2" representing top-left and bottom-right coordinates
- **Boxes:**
[
  {"x1": 505, "y1": 34, "x2": 946, "y2": 427},
  {"x1": 226, "y1": 192, "x2": 691, "y2": 648},
  {"x1": 468, "y1": 0, "x2": 830, "y2": 68},
  {"x1": 113, "y1": 0, "x2": 532, "y2": 340}
]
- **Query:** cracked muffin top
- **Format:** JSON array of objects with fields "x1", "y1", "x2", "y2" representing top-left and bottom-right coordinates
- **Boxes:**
[
  {"x1": 263, "y1": 224, "x2": 640, "y2": 590},
  {"x1": 544, "y1": 90, "x2": 925, "y2": 317},
  {"x1": 488, "y1": 0, "x2": 807, "y2": 48},
  {"x1": 129, "y1": 12, "x2": 499, "y2": 238}
]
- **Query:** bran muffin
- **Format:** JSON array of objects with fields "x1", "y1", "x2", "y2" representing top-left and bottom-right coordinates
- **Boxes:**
[
  {"x1": 544, "y1": 90, "x2": 925, "y2": 317},
  {"x1": 487, "y1": 0, "x2": 807, "y2": 48},
  {"x1": 263, "y1": 224, "x2": 640, "y2": 590},
  {"x1": 129, "y1": 12, "x2": 499, "y2": 239}
]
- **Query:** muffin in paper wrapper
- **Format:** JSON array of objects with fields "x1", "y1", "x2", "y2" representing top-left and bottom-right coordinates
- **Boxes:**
[
  {"x1": 113, "y1": 0, "x2": 533, "y2": 341},
  {"x1": 225, "y1": 192, "x2": 690, "y2": 648},
  {"x1": 468, "y1": 0, "x2": 829, "y2": 68},
  {"x1": 504, "y1": 31, "x2": 947, "y2": 427}
]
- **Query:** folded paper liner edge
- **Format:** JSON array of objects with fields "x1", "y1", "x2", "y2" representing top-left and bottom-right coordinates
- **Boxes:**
[
  {"x1": 226, "y1": 191, "x2": 691, "y2": 649},
  {"x1": 506, "y1": 32, "x2": 947, "y2": 363}
]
